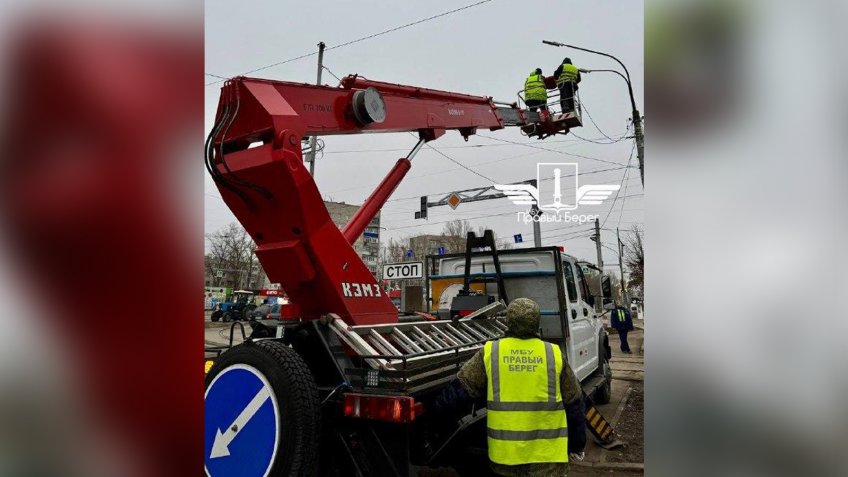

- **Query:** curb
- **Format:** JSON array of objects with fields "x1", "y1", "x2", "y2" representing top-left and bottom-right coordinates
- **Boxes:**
[
  {"x1": 572, "y1": 461, "x2": 644, "y2": 471},
  {"x1": 599, "y1": 385, "x2": 633, "y2": 464},
  {"x1": 612, "y1": 375, "x2": 644, "y2": 383},
  {"x1": 609, "y1": 386, "x2": 633, "y2": 428}
]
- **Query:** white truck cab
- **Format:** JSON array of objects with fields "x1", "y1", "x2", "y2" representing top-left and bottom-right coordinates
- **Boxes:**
[{"x1": 427, "y1": 247, "x2": 611, "y2": 392}]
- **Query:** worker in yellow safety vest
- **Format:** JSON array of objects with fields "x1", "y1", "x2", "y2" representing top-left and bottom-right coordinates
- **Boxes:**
[
  {"x1": 430, "y1": 298, "x2": 587, "y2": 476},
  {"x1": 554, "y1": 57, "x2": 581, "y2": 113},
  {"x1": 524, "y1": 68, "x2": 549, "y2": 112}
]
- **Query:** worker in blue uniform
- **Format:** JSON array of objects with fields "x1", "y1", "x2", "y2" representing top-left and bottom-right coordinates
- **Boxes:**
[{"x1": 610, "y1": 302, "x2": 634, "y2": 353}]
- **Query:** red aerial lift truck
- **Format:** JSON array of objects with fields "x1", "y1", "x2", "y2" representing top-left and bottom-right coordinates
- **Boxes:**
[{"x1": 203, "y1": 74, "x2": 609, "y2": 477}]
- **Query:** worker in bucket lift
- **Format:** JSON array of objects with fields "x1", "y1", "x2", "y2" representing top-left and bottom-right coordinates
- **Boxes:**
[
  {"x1": 554, "y1": 58, "x2": 581, "y2": 113},
  {"x1": 431, "y1": 298, "x2": 586, "y2": 476},
  {"x1": 524, "y1": 68, "x2": 549, "y2": 112}
]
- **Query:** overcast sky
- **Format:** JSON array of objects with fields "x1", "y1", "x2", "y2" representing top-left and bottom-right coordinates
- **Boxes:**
[{"x1": 205, "y1": 0, "x2": 643, "y2": 271}]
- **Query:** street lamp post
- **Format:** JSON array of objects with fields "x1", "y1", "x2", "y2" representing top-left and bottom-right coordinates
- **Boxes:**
[{"x1": 543, "y1": 40, "x2": 644, "y2": 185}]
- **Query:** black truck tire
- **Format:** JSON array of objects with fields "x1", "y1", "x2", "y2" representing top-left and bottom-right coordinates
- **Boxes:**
[
  {"x1": 205, "y1": 341, "x2": 320, "y2": 476},
  {"x1": 211, "y1": 310, "x2": 222, "y2": 322},
  {"x1": 222, "y1": 311, "x2": 233, "y2": 322},
  {"x1": 593, "y1": 338, "x2": 613, "y2": 404}
]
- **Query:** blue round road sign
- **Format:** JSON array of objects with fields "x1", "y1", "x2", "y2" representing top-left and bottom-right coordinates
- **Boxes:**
[{"x1": 205, "y1": 364, "x2": 280, "y2": 477}]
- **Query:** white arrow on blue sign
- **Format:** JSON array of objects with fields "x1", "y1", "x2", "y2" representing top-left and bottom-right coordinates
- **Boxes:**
[
  {"x1": 514, "y1": 234, "x2": 523, "y2": 244},
  {"x1": 205, "y1": 364, "x2": 279, "y2": 477}
]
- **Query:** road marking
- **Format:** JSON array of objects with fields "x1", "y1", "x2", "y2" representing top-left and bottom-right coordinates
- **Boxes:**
[{"x1": 210, "y1": 386, "x2": 272, "y2": 458}]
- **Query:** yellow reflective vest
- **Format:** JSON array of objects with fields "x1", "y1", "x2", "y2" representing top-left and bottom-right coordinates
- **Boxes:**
[
  {"x1": 483, "y1": 337, "x2": 568, "y2": 465},
  {"x1": 558, "y1": 63, "x2": 579, "y2": 85},
  {"x1": 524, "y1": 73, "x2": 547, "y2": 102}
]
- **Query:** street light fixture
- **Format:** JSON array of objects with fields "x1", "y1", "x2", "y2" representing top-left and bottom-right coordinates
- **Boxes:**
[{"x1": 543, "y1": 40, "x2": 644, "y2": 185}]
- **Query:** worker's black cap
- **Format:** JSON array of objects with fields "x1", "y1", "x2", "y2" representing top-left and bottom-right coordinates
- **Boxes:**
[
  {"x1": 564, "y1": 57, "x2": 572, "y2": 64},
  {"x1": 535, "y1": 68, "x2": 542, "y2": 74}
]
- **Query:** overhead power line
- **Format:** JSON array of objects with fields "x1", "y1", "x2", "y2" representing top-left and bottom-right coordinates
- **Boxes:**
[
  {"x1": 601, "y1": 142, "x2": 636, "y2": 229},
  {"x1": 412, "y1": 133, "x2": 496, "y2": 183},
  {"x1": 206, "y1": 0, "x2": 495, "y2": 86},
  {"x1": 322, "y1": 65, "x2": 342, "y2": 82},
  {"x1": 578, "y1": 100, "x2": 628, "y2": 142},
  {"x1": 475, "y1": 133, "x2": 632, "y2": 168},
  {"x1": 321, "y1": 138, "x2": 591, "y2": 154},
  {"x1": 381, "y1": 192, "x2": 643, "y2": 230},
  {"x1": 383, "y1": 164, "x2": 632, "y2": 204},
  {"x1": 616, "y1": 148, "x2": 636, "y2": 229}
]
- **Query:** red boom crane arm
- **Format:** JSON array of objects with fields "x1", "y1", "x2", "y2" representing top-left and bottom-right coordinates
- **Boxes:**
[{"x1": 207, "y1": 75, "x2": 566, "y2": 326}]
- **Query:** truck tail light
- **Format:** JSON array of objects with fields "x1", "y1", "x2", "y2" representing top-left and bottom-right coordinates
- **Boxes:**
[
  {"x1": 279, "y1": 303, "x2": 300, "y2": 320},
  {"x1": 343, "y1": 393, "x2": 419, "y2": 423}
]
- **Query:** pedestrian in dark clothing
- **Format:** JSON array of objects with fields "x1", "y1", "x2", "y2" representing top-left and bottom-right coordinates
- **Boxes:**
[
  {"x1": 610, "y1": 302, "x2": 634, "y2": 353},
  {"x1": 553, "y1": 58, "x2": 581, "y2": 113}
]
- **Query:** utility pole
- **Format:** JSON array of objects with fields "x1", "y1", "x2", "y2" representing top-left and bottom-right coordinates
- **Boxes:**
[
  {"x1": 633, "y1": 113, "x2": 644, "y2": 185},
  {"x1": 617, "y1": 227, "x2": 627, "y2": 305},
  {"x1": 532, "y1": 206, "x2": 542, "y2": 247},
  {"x1": 306, "y1": 42, "x2": 325, "y2": 176},
  {"x1": 593, "y1": 218, "x2": 604, "y2": 312}
]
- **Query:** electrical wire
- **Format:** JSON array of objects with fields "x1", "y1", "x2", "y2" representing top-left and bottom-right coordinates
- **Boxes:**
[
  {"x1": 328, "y1": 148, "x2": 552, "y2": 197},
  {"x1": 475, "y1": 133, "x2": 631, "y2": 168},
  {"x1": 322, "y1": 65, "x2": 341, "y2": 83},
  {"x1": 601, "y1": 143, "x2": 636, "y2": 228},
  {"x1": 569, "y1": 121, "x2": 631, "y2": 145},
  {"x1": 578, "y1": 99, "x2": 626, "y2": 142},
  {"x1": 375, "y1": 169, "x2": 634, "y2": 223},
  {"x1": 616, "y1": 150, "x2": 635, "y2": 229},
  {"x1": 411, "y1": 133, "x2": 496, "y2": 183},
  {"x1": 321, "y1": 138, "x2": 594, "y2": 154},
  {"x1": 387, "y1": 210, "x2": 517, "y2": 231},
  {"x1": 380, "y1": 192, "x2": 643, "y2": 232},
  {"x1": 539, "y1": 191, "x2": 643, "y2": 236},
  {"x1": 379, "y1": 164, "x2": 631, "y2": 206},
  {"x1": 206, "y1": 0, "x2": 495, "y2": 86},
  {"x1": 320, "y1": 0, "x2": 494, "y2": 54}
]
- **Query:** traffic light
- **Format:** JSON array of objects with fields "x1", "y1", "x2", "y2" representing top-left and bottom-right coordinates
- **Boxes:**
[{"x1": 414, "y1": 196, "x2": 428, "y2": 219}]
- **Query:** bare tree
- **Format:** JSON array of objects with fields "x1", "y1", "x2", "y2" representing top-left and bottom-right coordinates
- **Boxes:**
[
  {"x1": 475, "y1": 226, "x2": 514, "y2": 250},
  {"x1": 377, "y1": 221, "x2": 515, "y2": 280},
  {"x1": 205, "y1": 223, "x2": 263, "y2": 290},
  {"x1": 623, "y1": 225, "x2": 644, "y2": 299},
  {"x1": 439, "y1": 220, "x2": 514, "y2": 250},
  {"x1": 379, "y1": 237, "x2": 408, "y2": 265},
  {"x1": 442, "y1": 219, "x2": 473, "y2": 239}
]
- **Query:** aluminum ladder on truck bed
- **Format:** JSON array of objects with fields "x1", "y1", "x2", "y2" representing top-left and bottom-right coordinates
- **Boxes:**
[{"x1": 326, "y1": 302, "x2": 507, "y2": 394}]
